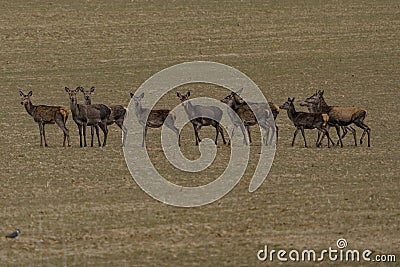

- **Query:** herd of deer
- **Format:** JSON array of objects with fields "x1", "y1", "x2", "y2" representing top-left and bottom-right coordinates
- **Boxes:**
[{"x1": 19, "y1": 87, "x2": 371, "y2": 148}]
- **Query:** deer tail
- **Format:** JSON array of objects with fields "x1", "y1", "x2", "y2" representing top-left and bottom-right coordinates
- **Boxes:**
[{"x1": 60, "y1": 108, "x2": 69, "y2": 123}]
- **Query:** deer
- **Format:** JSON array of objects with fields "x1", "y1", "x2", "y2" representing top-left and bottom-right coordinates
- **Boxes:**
[
  {"x1": 65, "y1": 87, "x2": 111, "y2": 147},
  {"x1": 302, "y1": 90, "x2": 370, "y2": 147},
  {"x1": 301, "y1": 90, "x2": 356, "y2": 146},
  {"x1": 79, "y1": 86, "x2": 127, "y2": 146},
  {"x1": 221, "y1": 88, "x2": 279, "y2": 145},
  {"x1": 131, "y1": 92, "x2": 180, "y2": 147},
  {"x1": 177, "y1": 91, "x2": 226, "y2": 146},
  {"x1": 19, "y1": 90, "x2": 70, "y2": 147},
  {"x1": 279, "y1": 97, "x2": 334, "y2": 147}
]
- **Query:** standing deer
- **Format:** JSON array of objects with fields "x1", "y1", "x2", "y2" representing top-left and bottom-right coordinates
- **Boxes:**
[
  {"x1": 65, "y1": 87, "x2": 111, "y2": 147},
  {"x1": 279, "y1": 97, "x2": 334, "y2": 147},
  {"x1": 221, "y1": 88, "x2": 278, "y2": 145},
  {"x1": 177, "y1": 91, "x2": 226, "y2": 146},
  {"x1": 19, "y1": 90, "x2": 70, "y2": 147},
  {"x1": 301, "y1": 90, "x2": 355, "y2": 146},
  {"x1": 79, "y1": 86, "x2": 127, "y2": 146},
  {"x1": 131, "y1": 92, "x2": 180, "y2": 147},
  {"x1": 303, "y1": 90, "x2": 370, "y2": 147}
]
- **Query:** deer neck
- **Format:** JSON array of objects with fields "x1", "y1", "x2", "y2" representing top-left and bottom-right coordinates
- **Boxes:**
[
  {"x1": 183, "y1": 100, "x2": 195, "y2": 116},
  {"x1": 287, "y1": 103, "x2": 297, "y2": 121},
  {"x1": 318, "y1": 96, "x2": 330, "y2": 112},
  {"x1": 230, "y1": 98, "x2": 242, "y2": 111},
  {"x1": 84, "y1": 99, "x2": 91, "y2": 105},
  {"x1": 69, "y1": 99, "x2": 80, "y2": 117},
  {"x1": 134, "y1": 101, "x2": 144, "y2": 118},
  {"x1": 24, "y1": 100, "x2": 35, "y2": 117}
]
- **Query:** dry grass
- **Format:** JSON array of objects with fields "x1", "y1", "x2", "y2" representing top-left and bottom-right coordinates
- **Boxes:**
[{"x1": 0, "y1": 1, "x2": 399, "y2": 266}]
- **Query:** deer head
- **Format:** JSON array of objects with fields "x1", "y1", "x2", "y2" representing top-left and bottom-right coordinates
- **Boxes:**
[
  {"x1": 19, "y1": 90, "x2": 32, "y2": 105},
  {"x1": 279, "y1": 97, "x2": 295, "y2": 110}
]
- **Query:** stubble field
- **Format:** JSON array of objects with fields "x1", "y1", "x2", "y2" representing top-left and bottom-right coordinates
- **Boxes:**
[{"x1": 0, "y1": 1, "x2": 399, "y2": 266}]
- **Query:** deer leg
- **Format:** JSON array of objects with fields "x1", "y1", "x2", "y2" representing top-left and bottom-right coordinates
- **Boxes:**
[
  {"x1": 90, "y1": 126, "x2": 94, "y2": 147},
  {"x1": 229, "y1": 124, "x2": 237, "y2": 145},
  {"x1": 98, "y1": 122, "x2": 108, "y2": 147},
  {"x1": 238, "y1": 123, "x2": 248, "y2": 145},
  {"x1": 78, "y1": 125, "x2": 83, "y2": 147},
  {"x1": 141, "y1": 125, "x2": 147, "y2": 147},
  {"x1": 214, "y1": 124, "x2": 219, "y2": 145},
  {"x1": 116, "y1": 121, "x2": 127, "y2": 146},
  {"x1": 41, "y1": 124, "x2": 49, "y2": 147},
  {"x1": 325, "y1": 129, "x2": 334, "y2": 148},
  {"x1": 300, "y1": 127, "x2": 307, "y2": 147},
  {"x1": 354, "y1": 121, "x2": 371, "y2": 147},
  {"x1": 82, "y1": 124, "x2": 87, "y2": 147},
  {"x1": 38, "y1": 123, "x2": 43, "y2": 147},
  {"x1": 292, "y1": 128, "x2": 299, "y2": 146},
  {"x1": 191, "y1": 123, "x2": 199, "y2": 145},
  {"x1": 218, "y1": 124, "x2": 227, "y2": 145},
  {"x1": 348, "y1": 126, "x2": 357, "y2": 146},
  {"x1": 165, "y1": 122, "x2": 181, "y2": 147},
  {"x1": 334, "y1": 125, "x2": 343, "y2": 147},
  {"x1": 246, "y1": 126, "x2": 252, "y2": 143},
  {"x1": 120, "y1": 123, "x2": 128, "y2": 147},
  {"x1": 95, "y1": 125, "x2": 101, "y2": 146},
  {"x1": 316, "y1": 131, "x2": 322, "y2": 147},
  {"x1": 275, "y1": 124, "x2": 279, "y2": 144},
  {"x1": 268, "y1": 124, "x2": 275, "y2": 145},
  {"x1": 337, "y1": 126, "x2": 347, "y2": 145},
  {"x1": 55, "y1": 116, "x2": 70, "y2": 147}
]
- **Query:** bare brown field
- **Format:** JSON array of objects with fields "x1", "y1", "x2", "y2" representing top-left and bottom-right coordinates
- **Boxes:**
[{"x1": 0, "y1": 1, "x2": 399, "y2": 266}]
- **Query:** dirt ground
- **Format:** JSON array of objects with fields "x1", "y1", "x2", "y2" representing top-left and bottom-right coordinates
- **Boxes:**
[{"x1": 0, "y1": 1, "x2": 399, "y2": 266}]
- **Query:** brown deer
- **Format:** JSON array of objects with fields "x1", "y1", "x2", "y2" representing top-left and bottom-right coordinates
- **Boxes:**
[
  {"x1": 301, "y1": 90, "x2": 356, "y2": 146},
  {"x1": 131, "y1": 92, "x2": 180, "y2": 147},
  {"x1": 79, "y1": 86, "x2": 127, "y2": 146},
  {"x1": 177, "y1": 91, "x2": 226, "y2": 146},
  {"x1": 19, "y1": 90, "x2": 70, "y2": 147},
  {"x1": 280, "y1": 97, "x2": 334, "y2": 147},
  {"x1": 303, "y1": 90, "x2": 370, "y2": 147},
  {"x1": 221, "y1": 88, "x2": 278, "y2": 145},
  {"x1": 65, "y1": 87, "x2": 111, "y2": 147}
]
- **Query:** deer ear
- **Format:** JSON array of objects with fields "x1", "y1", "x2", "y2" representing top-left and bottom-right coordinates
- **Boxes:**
[
  {"x1": 76, "y1": 86, "x2": 83, "y2": 92},
  {"x1": 28, "y1": 91, "x2": 33, "y2": 97},
  {"x1": 130, "y1": 93, "x2": 134, "y2": 98},
  {"x1": 236, "y1": 88, "x2": 243, "y2": 94},
  {"x1": 176, "y1": 92, "x2": 181, "y2": 97},
  {"x1": 19, "y1": 91, "x2": 24, "y2": 96},
  {"x1": 139, "y1": 92, "x2": 144, "y2": 99},
  {"x1": 90, "y1": 86, "x2": 95, "y2": 93},
  {"x1": 65, "y1": 87, "x2": 70, "y2": 93},
  {"x1": 320, "y1": 90, "x2": 324, "y2": 95},
  {"x1": 186, "y1": 91, "x2": 190, "y2": 97}
]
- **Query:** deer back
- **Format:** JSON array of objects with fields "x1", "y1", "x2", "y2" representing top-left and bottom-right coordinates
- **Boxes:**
[
  {"x1": 328, "y1": 106, "x2": 367, "y2": 122},
  {"x1": 108, "y1": 105, "x2": 126, "y2": 123},
  {"x1": 32, "y1": 105, "x2": 68, "y2": 123}
]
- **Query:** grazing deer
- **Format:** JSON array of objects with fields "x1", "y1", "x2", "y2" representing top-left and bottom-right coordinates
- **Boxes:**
[
  {"x1": 79, "y1": 86, "x2": 127, "y2": 146},
  {"x1": 131, "y1": 92, "x2": 180, "y2": 147},
  {"x1": 221, "y1": 88, "x2": 279, "y2": 145},
  {"x1": 65, "y1": 87, "x2": 111, "y2": 147},
  {"x1": 303, "y1": 90, "x2": 370, "y2": 147},
  {"x1": 279, "y1": 97, "x2": 334, "y2": 147},
  {"x1": 177, "y1": 91, "x2": 226, "y2": 146},
  {"x1": 19, "y1": 90, "x2": 70, "y2": 147}
]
